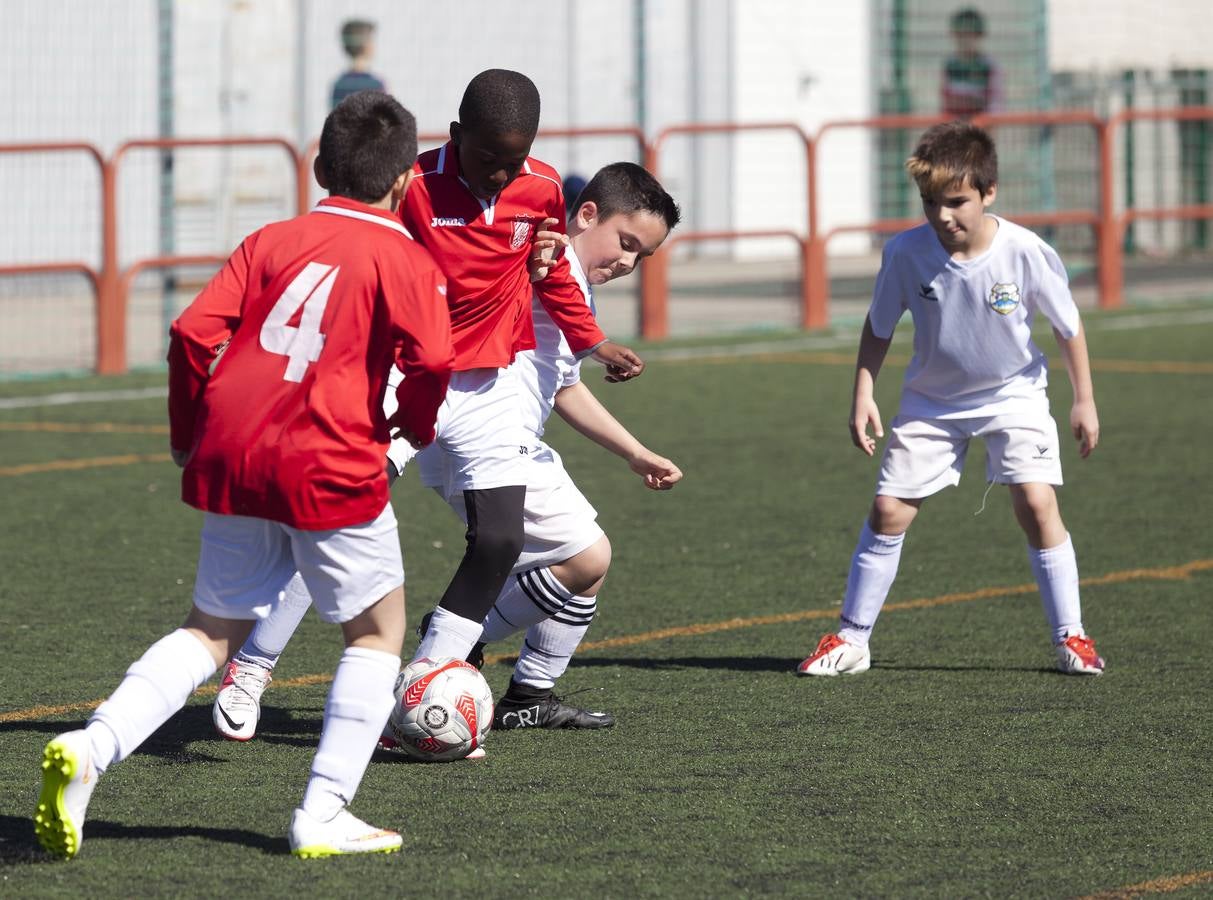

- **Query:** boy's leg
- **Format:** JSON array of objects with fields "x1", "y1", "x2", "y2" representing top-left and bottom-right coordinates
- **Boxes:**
[
  {"x1": 1009, "y1": 483, "x2": 1104, "y2": 674},
  {"x1": 213, "y1": 571, "x2": 313, "y2": 740},
  {"x1": 416, "y1": 485, "x2": 526, "y2": 660},
  {"x1": 413, "y1": 368, "x2": 529, "y2": 663},
  {"x1": 492, "y1": 537, "x2": 615, "y2": 730},
  {"x1": 987, "y1": 417, "x2": 1103, "y2": 674},
  {"x1": 286, "y1": 503, "x2": 406, "y2": 856},
  {"x1": 797, "y1": 498, "x2": 916, "y2": 677},
  {"x1": 36, "y1": 613, "x2": 248, "y2": 859},
  {"x1": 800, "y1": 416, "x2": 965, "y2": 677},
  {"x1": 36, "y1": 510, "x2": 293, "y2": 859},
  {"x1": 291, "y1": 587, "x2": 405, "y2": 857}
]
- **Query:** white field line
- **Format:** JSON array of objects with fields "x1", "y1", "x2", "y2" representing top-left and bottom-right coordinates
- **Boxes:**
[{"x1": 1, "y1": 307, "x2": 1209, "y2": 409}]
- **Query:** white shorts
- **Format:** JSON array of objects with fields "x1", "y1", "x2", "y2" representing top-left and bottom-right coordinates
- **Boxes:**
[
  {"x1": 192, "y1": 503, "x2": 404, "y2": 624},
  {"x1": 441, "y1": 442, "x2": 603, "y2": 572},
  {"x1": 876, "y1": 413, "x2": 1064, "y2": 500},
  {"x1": 387, "y1": 366, "x2": 530, "y2": 494}
]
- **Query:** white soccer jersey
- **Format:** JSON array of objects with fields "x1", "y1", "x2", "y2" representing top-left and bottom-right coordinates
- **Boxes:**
[
  {"x1": 513, "y1": 247, "x2": 594, "y2": 445},
  {"x1": 869, "y1": 216, "x2": 1081, "y2": 419}
]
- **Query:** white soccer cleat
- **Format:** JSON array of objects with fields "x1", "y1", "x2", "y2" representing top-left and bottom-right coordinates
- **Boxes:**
[
  {"x1": 796, "y1": 633, "x2": 872, "y2": 677},
  {"x1": 289, "y1": 807, "x2": 403, "y2": 858},
  {"x1": 213, "y1": 659, "x2": 273, "y2": 741},
  {"x1": 34, "y1": 730, "x2": 98, "y2": 860},
  {"x1": 1056, "y1": 633, "x2": 1105, "y2": 675}
]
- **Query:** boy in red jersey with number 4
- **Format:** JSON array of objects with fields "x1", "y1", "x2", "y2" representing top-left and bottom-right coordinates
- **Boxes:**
[{"x1": 34, "y1": 91, "x2": 453, "y2": 860}]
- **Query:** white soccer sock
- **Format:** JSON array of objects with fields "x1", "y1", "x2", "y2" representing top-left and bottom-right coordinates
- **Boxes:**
[
  {"x1": 480, "y1": 566, "x2": 576, "y2": 643},
  {"x1": 1028, "y1": 533, "x2": 1084, "y2": 643},
  {"x1": 413, "y1": 606, "x2": 485, "y2": 662},
  {"x1": 513, "y1": 594, "x2": 598, "y2": 690},
  {"x1": 236, "y1": 572, "x2": 312, "y2": 669},
  {"x1": 300, "y1": 646, "x2": 398, "y2": 822},
  {"x1": 86, "y1": 628, "x2": 218, "y2": 775},
  {"x1": 837, "y1": 522, "x2": 905, "y2": 648}
]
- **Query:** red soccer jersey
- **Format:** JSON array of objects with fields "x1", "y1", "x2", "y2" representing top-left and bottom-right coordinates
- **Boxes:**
[
  {"x1": 400, "y1": 143, "x2": 606, "y2": 370},
  {"x1": 168, "y1": 197, "x2": 454, "y2": 530}
]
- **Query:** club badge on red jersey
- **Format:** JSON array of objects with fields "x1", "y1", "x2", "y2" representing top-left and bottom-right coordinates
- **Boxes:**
[{"x1": 510, "y1": 218, "x2": 533, "y2": 249}]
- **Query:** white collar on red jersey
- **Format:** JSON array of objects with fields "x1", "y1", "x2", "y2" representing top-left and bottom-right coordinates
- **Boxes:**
[{"x1": 313, "y1": 198, "x2": 413, "y2": 238}]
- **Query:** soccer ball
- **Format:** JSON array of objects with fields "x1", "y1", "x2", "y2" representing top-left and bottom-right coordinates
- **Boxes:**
[{"x1": 382, "y1": 657, "x2": 493, "y2": 762}]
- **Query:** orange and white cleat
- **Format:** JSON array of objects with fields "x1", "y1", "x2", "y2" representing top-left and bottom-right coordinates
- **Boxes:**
[
  {"x1": 795, "y1": 633, "x2": 871, "y2": 677},
  {"x1": 1056, "y1": 633, "x2": 1105, "y2": 675}
]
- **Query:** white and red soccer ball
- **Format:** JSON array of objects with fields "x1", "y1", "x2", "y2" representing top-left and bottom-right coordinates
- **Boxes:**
[{"x1": 381, "y1": 657, "x2": 493, "y2": 762}]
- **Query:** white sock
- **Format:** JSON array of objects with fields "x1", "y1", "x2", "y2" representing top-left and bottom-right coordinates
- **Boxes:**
[
  {"x1": 480, "y1": 566, "x2": 576, "y2": 643},
  {"x1": 513, "y1": 594, "x2": 598, "y2": 690},
  {"x1": 237, "y1": 572, "x2": 312, "y2": 669},
  {"x1": 837, "y1": 522, "x2": 905, "y2": 648},
  {"x1": 300, "y1": 646, "x2": 398, "y2": 822},
  {"x1": 86, "y1": 628, "x2": 218, "y2": 774},
  {"x1": 1028, "y1": 533, "x2": 1084, "y2": 643},
  {"x1": 413, "y1": 606, "x2": 485, "y2": 662}
]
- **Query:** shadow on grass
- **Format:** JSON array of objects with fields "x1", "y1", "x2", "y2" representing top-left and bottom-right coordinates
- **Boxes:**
[
  {"x1": 572, "y1": 655, "x2": 794, "y2": 673},
  {"x1": 569, "y1": 656, "x2": 1060, "y2": 676},
  {"x1": 0, "y1": 704, "x2": 323, "y2": 757},
  {"x1": 876, "y1": 662, "x2": 1059, "y2": 675},
  {"x1": 0, "y1": 812, "x2": 284, "y2": 863}
]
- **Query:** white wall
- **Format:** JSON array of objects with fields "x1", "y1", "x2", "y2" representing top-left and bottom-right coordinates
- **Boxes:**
[
  {"x1": 1049, "y1": 0, "x2": 1213, "y2": 72},
  {"x1": 732, "y1": 1, "x2": 873, "y2": 257}
]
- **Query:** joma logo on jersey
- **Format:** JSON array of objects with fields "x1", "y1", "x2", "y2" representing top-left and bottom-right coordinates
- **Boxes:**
[
  {"x1": 988, "y1": 282, "x2": 1021, "y2": 316},
  {"x1": 510, "y1": 219, "x2": 533, "y2": 249},
  {"x1": 431, "y1": 217, "x2": 466, "y2": 227}
]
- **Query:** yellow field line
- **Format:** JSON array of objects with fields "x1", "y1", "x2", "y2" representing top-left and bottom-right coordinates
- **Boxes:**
[
  {"x1": 0, "y1": 453, "x2": 173, "y2": 477},
  {"x1": 0, "y1": 421, "x2": 169, "y2": 434},
  {"x1": 2, "y1": 557, "x2": 1208, "y2": 726},
  {"x1": 1076, "y1": 870, "x2": 1213, "y2": 899}
]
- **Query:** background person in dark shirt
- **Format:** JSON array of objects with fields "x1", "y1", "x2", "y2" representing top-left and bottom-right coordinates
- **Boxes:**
[
  {"x1": 331, "y1": 19, "x2": 386, "y2": 109},
  {"x1": 940, "y1": 7, "x2": 1002, "y2": 118}
]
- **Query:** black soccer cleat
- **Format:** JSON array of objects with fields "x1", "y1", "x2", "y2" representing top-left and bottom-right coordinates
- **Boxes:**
[
  {"x1": 414, "y1": 610, "x2": 485, "y2": 670},
  {"x1": 492, "y1": 689, "x2": 616, "y2": 731}
]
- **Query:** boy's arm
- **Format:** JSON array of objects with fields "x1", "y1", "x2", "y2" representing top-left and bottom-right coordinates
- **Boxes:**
[
  {"x1": 553, "y1": 381, "x2": 682, "y2": 490},
  {"x1": 166, "y1": 234, "x2": 255, "y2": 462},
  {"x1": 388, "y1": 265, "x2": 455, "y2": 449},
  {"x1": 851, "y1": 314, "x2": 894, "y2": 457},
  {"x1": 1053, "y1": 322, "x2": 1099, "y2": 458}
]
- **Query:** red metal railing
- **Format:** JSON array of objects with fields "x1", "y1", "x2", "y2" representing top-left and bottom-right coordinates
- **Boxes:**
[
  {"x1": 4, "y1": 111, "x2": 1213, "y2": 373},
  {"x1": 0, "y1": 143, "x2": 106, "y2": 369},
  {"x1": 805, "y1": 110, "x2": 1107, "y2": 320},
  {"x1": 642, "y1": 122, "x2": 814, "y2": 338}
]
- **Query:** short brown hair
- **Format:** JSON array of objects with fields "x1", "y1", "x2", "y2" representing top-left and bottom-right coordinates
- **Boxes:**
[{"x1": 906, "y1": 122, "x2": 998, "y2": 197}]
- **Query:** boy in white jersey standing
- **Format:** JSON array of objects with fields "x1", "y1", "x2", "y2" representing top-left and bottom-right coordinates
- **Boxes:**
[{"x1": 797, "y1": 122, "x2": 1105, "y2": 678}]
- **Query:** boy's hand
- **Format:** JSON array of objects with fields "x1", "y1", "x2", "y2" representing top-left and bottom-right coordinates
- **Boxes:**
[
  {"x1": 528, "y1": 217, "x2": 569, "y2": 282},
  {"x1": 593, "y1": 341, "x2": 645, "y2": 382},
  {"x1": 849, "y1": 396, "x2": 884, "y2": 457},
  {"x1": 1071, "y1": 399, "x2": 1099, "y2": 458},
  {"x1": 170, "y1": 447, "x2": 190, "y2": 468},
  {"x1": 628, "y1": 450, "x2": 682, "y2": 491},
  {"x1": 390, "y1": 422, "x2": 430, "y2": 450}
]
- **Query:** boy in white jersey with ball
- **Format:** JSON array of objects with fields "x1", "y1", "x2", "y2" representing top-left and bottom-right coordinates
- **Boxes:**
[
  {"x1": 797, "y1": 121, "x2": 1105, "y2": 678},
  {"x1": 406, "y1": 161, "x2": 682, "y2": 729},
  {"x1": 214, "y1": 162, "x2": 682, "y2": 739}
]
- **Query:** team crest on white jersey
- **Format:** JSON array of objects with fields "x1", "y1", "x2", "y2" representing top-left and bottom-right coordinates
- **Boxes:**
[
  {"x1": 989, "y1": 282, "x2": 1021, "y2": 316},
  {"x1": 510, "y1": 218, "x2": 533, "y2": 249}
]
